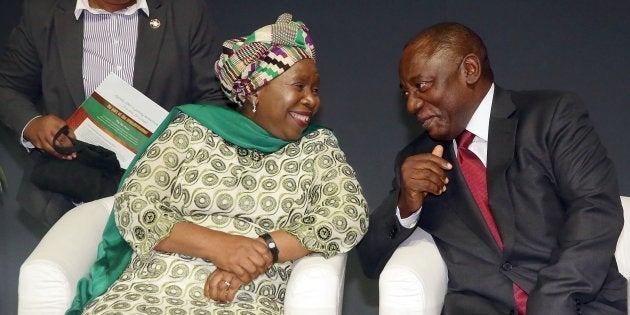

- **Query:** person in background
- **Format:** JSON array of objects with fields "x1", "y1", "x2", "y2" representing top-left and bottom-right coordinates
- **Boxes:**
[
  {"x1": 0, "y1": 0, "x2": 227, "y2": 227},
  {"x1": 69, "y1": 13, "x2": 368, "y2": 314},
  {"x1": 358, "y1": 22, "x2": 626, "y2": 314}
]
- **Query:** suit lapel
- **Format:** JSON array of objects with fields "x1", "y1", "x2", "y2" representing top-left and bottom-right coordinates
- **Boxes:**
[
  {"x1": 54, "y1": 0, "x2": 85, "y2": 107},
  {"x1": 487, "y1": 86, "x2": 518, "y2": 256},
  {"x1": 133, "y1": 0, "x2": 166, "y2": 93}
]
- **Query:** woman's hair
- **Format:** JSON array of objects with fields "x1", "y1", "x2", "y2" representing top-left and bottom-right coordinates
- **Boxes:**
[{"x1": 214, "y1": 13, "x2": 316, "y2": 105}]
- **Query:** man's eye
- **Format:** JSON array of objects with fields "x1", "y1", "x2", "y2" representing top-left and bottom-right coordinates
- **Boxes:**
[{"x1": 415, "y1": 81, "x2": 432, "y2": 91}]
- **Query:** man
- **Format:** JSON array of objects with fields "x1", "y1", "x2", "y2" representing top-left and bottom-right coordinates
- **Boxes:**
[
  {"x1": 357, "y1": 22, "x2": 626, "y2": 314},
  {"x1": 0, "y1": 0, "x2": 227, "y2": 226}
]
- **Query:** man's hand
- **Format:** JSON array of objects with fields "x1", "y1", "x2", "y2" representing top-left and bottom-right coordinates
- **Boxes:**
[
  {"x1": 204, "y1": 269, "x2": 243, "y2": 303},
  {"x1": 23, "y1": 115, "x2": 76, "y2": 159},
  {"x1": 398, "y1": 145, "x2": 452, "y2": 218},
  {"x1": 209, "y1": 234, "x2": 273, "y2": 283}
]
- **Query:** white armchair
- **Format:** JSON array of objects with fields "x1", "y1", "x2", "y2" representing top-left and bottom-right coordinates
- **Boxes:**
[
  {"x1": 379, "y1": 196, "x2": 630, "y2": 315},
  {"x1": 18, "y1": 196, "x2": 348, "y2": 315}
]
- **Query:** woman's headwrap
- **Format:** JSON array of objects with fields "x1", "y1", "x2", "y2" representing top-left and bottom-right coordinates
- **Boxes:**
[{"x1": 214, "y1": 13, "x2": 316, "y2": 105}]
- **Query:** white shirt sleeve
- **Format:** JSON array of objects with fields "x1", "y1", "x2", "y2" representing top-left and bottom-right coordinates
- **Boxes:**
[
  {"x1": 396, "y1": 206, "x2": 422, "y2": 229},
  {"x1": 20, "y1": 115, "x2": 41, "y2": 151}
]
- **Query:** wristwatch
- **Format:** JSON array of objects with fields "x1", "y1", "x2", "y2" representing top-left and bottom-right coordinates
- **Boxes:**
[{"x1": 260, "y1": 233, "x2": 279, "y2": 263}]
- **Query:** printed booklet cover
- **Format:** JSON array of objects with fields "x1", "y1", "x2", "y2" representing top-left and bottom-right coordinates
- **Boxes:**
[{"x1": 66, "y1": 73, "x2": 168, "y2": 169}]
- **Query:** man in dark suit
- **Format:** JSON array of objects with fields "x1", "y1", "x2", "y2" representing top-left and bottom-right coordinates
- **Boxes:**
[
  {"x1": 357, "y1": 22, "x2": 627, "y2": 314},
  {"x1": 0, "y1": 0, "x2": 227, "y2": 227}
]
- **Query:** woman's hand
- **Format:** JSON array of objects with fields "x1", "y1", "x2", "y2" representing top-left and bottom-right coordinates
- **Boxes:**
[
  {"x1": 210, "y1": 234, "x2": 273, "y2": 283},
  {"x1": 204, "y1": 269, "x2": 242, "y2": 303}
]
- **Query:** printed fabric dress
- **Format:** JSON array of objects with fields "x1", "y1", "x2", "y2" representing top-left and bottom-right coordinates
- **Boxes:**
[{"x1": 82, "y1": 113, "x2": 369, "y2": 315}]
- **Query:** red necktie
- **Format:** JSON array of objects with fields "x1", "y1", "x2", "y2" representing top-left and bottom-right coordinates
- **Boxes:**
[{"x1": 457, "y1": 130, "x2": 528, "y2": 315}]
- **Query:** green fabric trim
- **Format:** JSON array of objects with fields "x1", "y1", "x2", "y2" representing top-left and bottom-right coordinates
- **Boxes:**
[{"x1": 66, "y1": 104, "x2": 324, "y2": 314}]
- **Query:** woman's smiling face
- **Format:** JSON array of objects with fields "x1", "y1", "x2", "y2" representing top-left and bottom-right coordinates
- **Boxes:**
[{"x1": 245, "y1": 59, "x2": 320, "y2": 141}]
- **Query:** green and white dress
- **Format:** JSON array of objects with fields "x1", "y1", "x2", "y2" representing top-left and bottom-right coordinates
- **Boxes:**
[{"x1": 82, "y1": 112, "x2": 368, "y2": 315}]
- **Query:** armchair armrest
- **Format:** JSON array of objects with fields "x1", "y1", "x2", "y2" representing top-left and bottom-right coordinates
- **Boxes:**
[
  {"x1": 284, "y1": 253, "x2": 347, "y2": 315},
  {"x1": 18, "y1": 196, "x2": 114, "y2": 315},
  {"x1": 379, "y1": 227, "x2": 448, "y2": 315}
]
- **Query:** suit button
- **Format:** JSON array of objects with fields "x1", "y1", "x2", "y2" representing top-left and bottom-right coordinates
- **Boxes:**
[
  {"x1": 502, "y1": 262, "x2": 513, "y2": 271},
  {"x1": 388, "y1": 226, "x2": 398, "y2": 239}
]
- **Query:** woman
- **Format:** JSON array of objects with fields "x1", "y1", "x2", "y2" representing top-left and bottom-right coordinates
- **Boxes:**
[{"x1": 70, "y1": 13, "x2": 368, "y2": 314}]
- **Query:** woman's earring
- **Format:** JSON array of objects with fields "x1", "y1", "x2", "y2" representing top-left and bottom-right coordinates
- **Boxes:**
[{"x1": 252, "y1": 100, "x2": 257, "y2": 113}]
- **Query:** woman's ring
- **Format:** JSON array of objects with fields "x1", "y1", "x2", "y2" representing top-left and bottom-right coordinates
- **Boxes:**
[{"x1": 223, "y1": 280, "x2": 231, "y2": 288}]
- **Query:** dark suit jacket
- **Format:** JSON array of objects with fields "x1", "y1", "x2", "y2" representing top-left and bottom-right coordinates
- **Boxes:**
[
  {"x1": 358, "y1": 86, "x2": 627, "y2": 315},
  {"x1": 0, "y1": 0, "x2": 227, "y2": 226}
]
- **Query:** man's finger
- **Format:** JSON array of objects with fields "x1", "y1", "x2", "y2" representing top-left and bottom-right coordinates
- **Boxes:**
[{"x1": 432, "y1": 145, "x2": 444, "y2": 157}]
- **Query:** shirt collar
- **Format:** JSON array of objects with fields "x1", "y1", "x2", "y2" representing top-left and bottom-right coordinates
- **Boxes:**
[
  {"x1": 74, "y1": 0, "x2": 149, "y2": 20},
  {"x1": 464, "y1": 83, "x2": 494, "y2": 142}
]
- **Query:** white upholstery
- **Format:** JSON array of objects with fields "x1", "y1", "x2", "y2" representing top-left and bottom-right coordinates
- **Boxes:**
[
  {"x1": 379, "y1": 196, "x2": 630, "y2": 315},
  {"x1": 18, "y1": 196, "x2": 347, "y2": 315}
]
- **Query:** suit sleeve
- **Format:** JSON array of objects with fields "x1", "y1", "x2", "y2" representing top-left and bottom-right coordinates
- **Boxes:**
[
  {"x1": 527, "y1": 93, "x2": 624, "y2": 314},
  {"x1": 186, "y1": 0, "x2": 229, "y2": 105},
  {"x1": 356, "y1": 149, "x2": 418, "y2": 279},
  {"x1": 0, "y1": 0, "x2": 44, "y2": 136}
]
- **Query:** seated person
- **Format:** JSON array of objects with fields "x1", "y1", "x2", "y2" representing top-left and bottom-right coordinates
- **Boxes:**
[
  {"x1": 357, "y1": 22, "x2": 626, "y2": 314},
  {"x1": 68, "y1": 13, "x2": 369, "y2": 314}
]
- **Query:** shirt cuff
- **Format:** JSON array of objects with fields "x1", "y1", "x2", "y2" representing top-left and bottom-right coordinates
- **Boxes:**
[
  {"x1": 20, "y1": 115, "x2": 41, "y2": 151},
  {"x1": 396, "y1": 206, "x2": 421, "y2": 229}
]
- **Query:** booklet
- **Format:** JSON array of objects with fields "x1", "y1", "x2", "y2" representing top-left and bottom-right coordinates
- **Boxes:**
[{"x1": 66, "y1": 73, "x2": 168, "y2": 169}]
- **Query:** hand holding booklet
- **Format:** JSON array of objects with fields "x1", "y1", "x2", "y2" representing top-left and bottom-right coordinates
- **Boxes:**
[{"x1": 66, "y1": 73, "x2": 168, "y2": 169}]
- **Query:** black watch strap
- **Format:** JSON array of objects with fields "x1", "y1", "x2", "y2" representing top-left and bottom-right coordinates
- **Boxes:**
[{"x1": 260, "y1": 233, "x2": 279, "y2": 263}]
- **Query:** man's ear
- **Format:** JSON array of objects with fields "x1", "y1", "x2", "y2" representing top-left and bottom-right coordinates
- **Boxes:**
[{"x1": 461, "y1": 54, "x2": 482, "y2": 84}]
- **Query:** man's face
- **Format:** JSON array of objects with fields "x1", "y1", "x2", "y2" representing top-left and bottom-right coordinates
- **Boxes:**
[{"x1": 399, "y1": 48, "x2": 474, "y2": 141}]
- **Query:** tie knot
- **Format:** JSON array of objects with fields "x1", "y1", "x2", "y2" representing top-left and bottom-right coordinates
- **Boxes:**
[{"x1": 456, "y1": 130, "x2": 475, "y2": 149}]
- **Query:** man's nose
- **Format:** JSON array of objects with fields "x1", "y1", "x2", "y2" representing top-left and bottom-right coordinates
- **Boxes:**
[{"x1": 406, "y1": 94, "x2": 423, "y2": 113}]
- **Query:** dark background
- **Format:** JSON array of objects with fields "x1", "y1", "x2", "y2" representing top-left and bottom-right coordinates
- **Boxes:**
[{"x1": 1, "y1": 1, "x2": 629, "y2": 314}]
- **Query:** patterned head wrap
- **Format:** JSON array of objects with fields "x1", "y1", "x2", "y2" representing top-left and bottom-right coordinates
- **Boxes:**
[{"x1": 214, "y1": 13, "x2": 316, "y2": 105}]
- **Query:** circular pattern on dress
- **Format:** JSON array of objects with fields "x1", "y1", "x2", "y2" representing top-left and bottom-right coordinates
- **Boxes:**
[
  {"x1": 136, "y1": 163, "x2": 152, "y2": 178},
  {"x1": 173, "y1": 134, "x2": 189, "y2": 149},
  {"x1": 201, "y1": 173, "x2": 219, "y2": 187},
  {"x1": 165, "y1": 285, "x2": 183, "y2": 297},
  {"x1": 210, "y1": 158, "x2": 227, "y2": 172},
  {"x1": 216, "y1": 193, "x2": 234, "y2": 211},
  {"x1": 240, "y1": 175, "x2": 257, "y2": 190},
  {"x1": 184, "y1": 170, "x2": 199, "y2": 184},
  {"x1": 170, "y1": 264, "x2": 190, "y2": 278},
  {"x1": 281, "y1": 178, "x2": 297, "y2": 192},
  {"x1": 261, "y1": 178, "x2": 278, "y2": 191},
  {"x1": 142, "y1": 210, "x2": 157, "y2": 225},
  {"x1": 317, "y1": 155, "x2": 334, "y2": 169},
  {"x1": 260, "y1": 196, "x2": 277, "y2": 212},
  {"x1": 193, "y1": 192, "x2": 212, "y2": 209},
  {"x1": 154, "y1": 170, "x2": 171, "y2": 187},
  {"x1": 146, "y1": 146, "x2": 161, "y2": 159},
  {"x1": 264, "y1": 160, "x2": 279, "y2": 175},
  {"x1": 163, "y1": 151, "x2": 179, "y2": 168},
  {"x1": 322, "y1": 182, "x2": 339, "y2": 196},
  {"x1": 238, "y1": 195, "x2": 255, "y2": 211}
]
